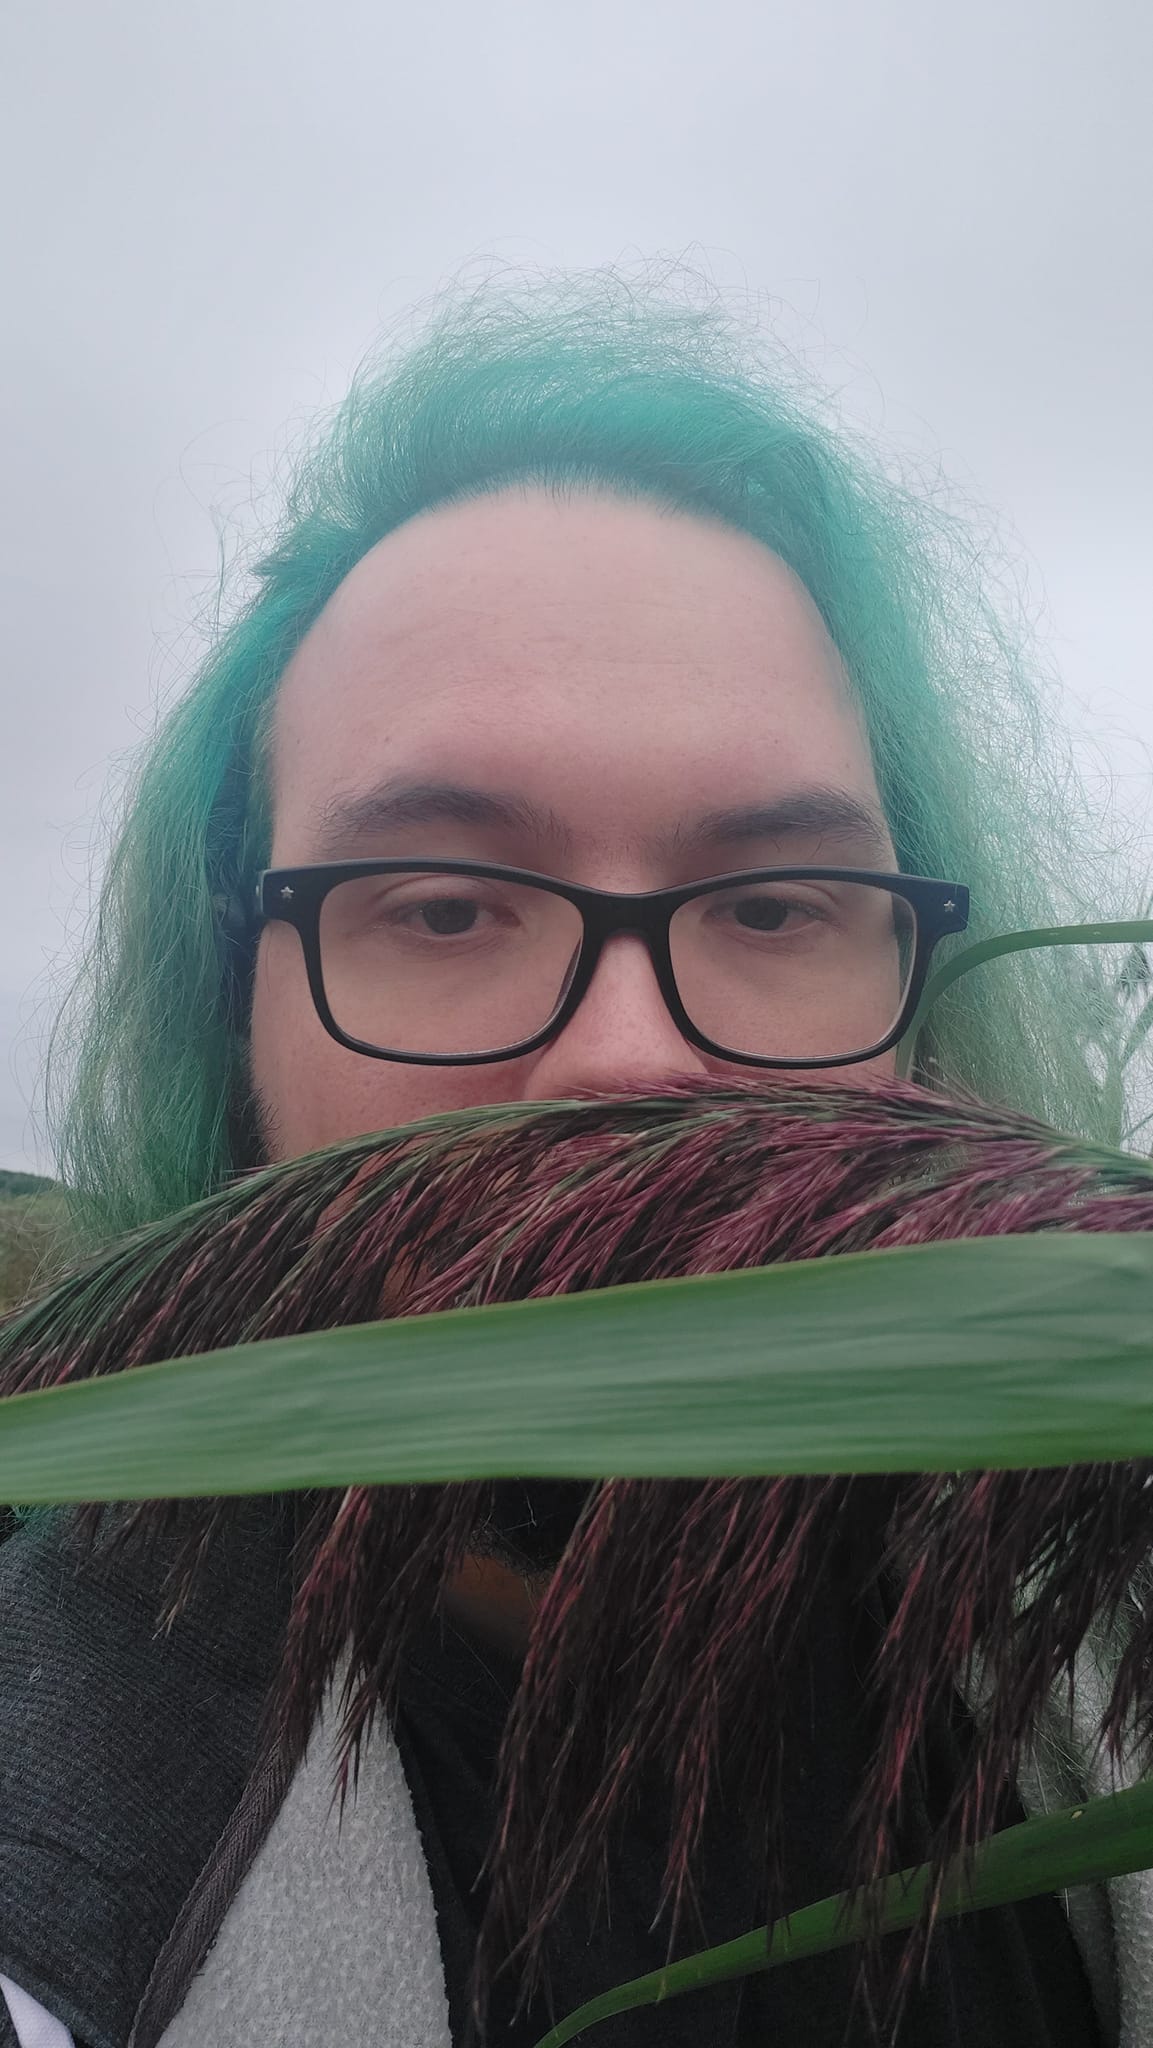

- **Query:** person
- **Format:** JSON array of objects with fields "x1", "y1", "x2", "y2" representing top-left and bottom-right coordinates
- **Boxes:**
[{"x1": 0, "y1": 266, "x2": 1138, "y2": 2048}]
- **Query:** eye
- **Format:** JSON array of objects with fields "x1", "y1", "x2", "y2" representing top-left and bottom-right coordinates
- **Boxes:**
[
  {"x1": 729, "y1": 894, "x2": 795, "y2": 933},
  {"x1": 704, "y1": 886, "x2": 833, "y2": 935},
  {"x1": 393, "y1": 893, "x2": 491, "y2": 937},
  {"x1": 378, "y1": 884, "x2": 527, "y2": 943}
]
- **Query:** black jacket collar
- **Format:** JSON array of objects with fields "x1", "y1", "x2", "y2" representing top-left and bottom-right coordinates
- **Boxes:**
[{"x1": 0, "y1": 1503, "x2": 294, "y2": 2048}]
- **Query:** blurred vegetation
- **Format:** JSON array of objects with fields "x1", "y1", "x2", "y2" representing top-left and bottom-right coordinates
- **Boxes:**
[{"x1": 0, "y1": 1174, "x2": 69, "y2": 1315}]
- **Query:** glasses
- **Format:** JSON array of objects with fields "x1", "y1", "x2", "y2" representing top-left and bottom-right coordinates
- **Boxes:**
[{"x1": 254, "y1": 859, "x2": 969, "y2": 1069}]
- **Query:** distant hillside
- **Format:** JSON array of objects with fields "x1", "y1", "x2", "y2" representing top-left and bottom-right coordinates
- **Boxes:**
[
  {"x1": 0, "y1": 1179, "x2": 68, "y2": 1313},
  {"x1": 0, "y1": 1169, "x2": 55, "y2": 1200}
]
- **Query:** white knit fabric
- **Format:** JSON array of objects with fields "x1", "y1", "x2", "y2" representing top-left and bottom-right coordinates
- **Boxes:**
[
  {"x1": 4, "y1": 1658, "x2": 1152, "y2": 2046},
  {"x1": 0, "y1": 1978, "x2": 73, "y2": 2048},
  {"x1": 154, "y1": 1685, "x2": 451, "y2": 2048},
  {"x1": 1015, "y1": 1630, "x2": 1153, "y2": 2048}
]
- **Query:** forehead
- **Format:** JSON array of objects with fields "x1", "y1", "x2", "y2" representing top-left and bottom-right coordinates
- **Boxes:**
[{"x1": 267, "y1": 486, "x2": 884, "y2": 867}]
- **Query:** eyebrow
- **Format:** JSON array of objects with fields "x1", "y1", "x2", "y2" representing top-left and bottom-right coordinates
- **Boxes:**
[{"x1": 308, "y1": 777, "x2": 894, "y2": 863}]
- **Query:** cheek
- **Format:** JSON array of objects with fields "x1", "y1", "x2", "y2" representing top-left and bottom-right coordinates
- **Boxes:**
[
  {"x1": 854, "y1": 1048, "x2": 899, "y2": 1084},
  {"x1": 248, "y1": 926, "x2": 536, "y2": 1161},
  {"x1": 774, "y1": 1048, "x2": 897, "y2": 1095}
]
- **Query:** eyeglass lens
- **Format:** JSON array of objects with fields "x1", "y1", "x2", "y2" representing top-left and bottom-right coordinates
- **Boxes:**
[{"x1": 315, "y1": 870, "x2": 917, "y2": 1060}]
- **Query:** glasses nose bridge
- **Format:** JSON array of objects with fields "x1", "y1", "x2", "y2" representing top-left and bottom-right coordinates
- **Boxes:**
[
  {"x1": 566, "y1": 895, "x2": 678, "y2": 1040},
  {"x1": 579, "y1": 889, "x2": 671, "y2": 961}
]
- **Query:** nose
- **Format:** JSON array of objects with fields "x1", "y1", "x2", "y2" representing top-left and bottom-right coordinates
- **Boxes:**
[{"x1": 520, "y1": 932, "x2": 716, "y2": 1101}]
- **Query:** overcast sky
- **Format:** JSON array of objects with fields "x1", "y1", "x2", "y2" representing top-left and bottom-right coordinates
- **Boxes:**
[{"x1": 2, "y1": 0, "x2": 1150, "y2": 1175}]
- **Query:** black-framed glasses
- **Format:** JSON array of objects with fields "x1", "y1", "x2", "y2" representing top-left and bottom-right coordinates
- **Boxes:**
[{"x1": 254, "y1": 858, "x2": 970, "y2": 1069}]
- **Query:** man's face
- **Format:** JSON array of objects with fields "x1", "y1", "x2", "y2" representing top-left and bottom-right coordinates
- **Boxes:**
[{"x1": 250, "y1": 486, "x2": 898, "y2": 1160}]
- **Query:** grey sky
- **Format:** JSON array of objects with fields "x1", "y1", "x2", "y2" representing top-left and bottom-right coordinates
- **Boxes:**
[{"x1": 3, "y1": 0, "x2": 1150, "y2": 1174}]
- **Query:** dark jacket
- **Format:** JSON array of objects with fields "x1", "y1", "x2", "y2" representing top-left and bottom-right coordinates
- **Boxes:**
[{"x1": 0, "y1": 1504, "x2": 1108, "y2": 2048}]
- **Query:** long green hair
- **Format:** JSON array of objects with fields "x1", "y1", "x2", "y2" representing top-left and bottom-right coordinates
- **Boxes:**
[{"x1": 49, "y1": 264, "x2": 1138, "y2": 1243}]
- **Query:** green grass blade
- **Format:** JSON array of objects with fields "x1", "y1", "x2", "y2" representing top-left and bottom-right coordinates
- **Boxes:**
[
  {"x1": 1122, "y1": 988, "x2": 1153, "y2": 1070},
  {"x1": 532, "y1": 1777, "x2": 1153, "y2": 2044},
  {"x1": 1, "y1": 1233, "x2": 1153, "y2": 1502},
  {"x1": 895, "y1": 920, "x2": 1153, "y2": 1077}
]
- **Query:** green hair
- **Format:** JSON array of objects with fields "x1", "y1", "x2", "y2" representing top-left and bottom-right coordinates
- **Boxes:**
[{"x1": 49, "y1": 264, "x2": 1140, "y2": 1244}]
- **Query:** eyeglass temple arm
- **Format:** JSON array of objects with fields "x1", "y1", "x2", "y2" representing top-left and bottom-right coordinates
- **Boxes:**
[{"x1": 895, "y1": 918, "x2": 1153, "y2": 1080}]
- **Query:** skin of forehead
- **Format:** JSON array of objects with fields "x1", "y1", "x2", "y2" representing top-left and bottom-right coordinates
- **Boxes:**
[
  {"x1": 249, "y1": 487, "x2": 897, "y2": 1168},
  {"x1": 266, "y1": 485, "x2": 887, "y2": 876}
]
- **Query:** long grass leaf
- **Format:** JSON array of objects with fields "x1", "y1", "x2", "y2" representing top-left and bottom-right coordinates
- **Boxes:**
[
  {"x1": 532, "y1": 1777, "x2": 1153, "y2": 2044},
  {"x1": 1, "y1": 1234, "x2": 1152, "y2": 1501},
  {"x1": 896, "y1": 920, "x2": 1153, "y2": 1077}
]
